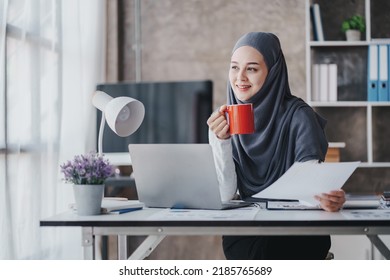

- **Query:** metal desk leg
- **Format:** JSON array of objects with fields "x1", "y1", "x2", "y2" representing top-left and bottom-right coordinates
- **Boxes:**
[
  {"x1": 128, "y1": 235, "x2": 166, "y2": 260},
  {"x1": 367, "y1": 235, "x2": 390, "y2": 260},
  {"x1": 118, "y1": 235, "x2": 128, "y2": 260},
  {"x1": 81, "y1": 227, "x2": 94, "y2": 260}
]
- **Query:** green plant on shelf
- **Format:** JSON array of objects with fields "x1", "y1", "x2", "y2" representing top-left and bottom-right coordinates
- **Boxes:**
[{"x1": 341, "y1": 15, "x2": 366, "y2": 33}]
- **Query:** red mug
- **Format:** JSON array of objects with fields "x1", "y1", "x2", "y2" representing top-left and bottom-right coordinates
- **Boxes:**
[{"x1": 224, "y1": 104, "x2": 255, "y2": 135}]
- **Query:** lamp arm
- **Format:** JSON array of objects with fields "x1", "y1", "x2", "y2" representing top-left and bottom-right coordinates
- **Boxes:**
[{"x1": 98, "y1": 112, "x2": 106, "y2": 155}]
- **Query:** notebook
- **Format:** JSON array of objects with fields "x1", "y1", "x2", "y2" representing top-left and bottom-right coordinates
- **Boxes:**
[{"x1": 128, "y1": 144, "x2": 252, "y2": 210}]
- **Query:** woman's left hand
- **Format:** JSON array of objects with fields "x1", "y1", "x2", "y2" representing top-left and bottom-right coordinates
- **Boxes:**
[{"x1": 314, "y1": 189, "x2": 346, "y2": 212}]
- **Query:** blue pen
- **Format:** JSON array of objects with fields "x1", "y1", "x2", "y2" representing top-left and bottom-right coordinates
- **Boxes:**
[{"x1": 110, "y1": 207, "x2": 143, "y2": 214}]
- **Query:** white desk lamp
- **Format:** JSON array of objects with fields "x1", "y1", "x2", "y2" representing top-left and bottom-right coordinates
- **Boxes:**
[{"x1": 92, "y1": 90, "x2": 145, "y2": 155}]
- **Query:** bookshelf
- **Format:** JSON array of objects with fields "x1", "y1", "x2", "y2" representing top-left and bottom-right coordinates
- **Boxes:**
[
  {"x1": 306, "y1": 0, "x2": 390, "y2": 259},
  {"x1": 305, "y1": 0, "x2": 390, "y2": 214},
  {"x1": 305, "y1": 0, "x2": 390, "y2": 170}
]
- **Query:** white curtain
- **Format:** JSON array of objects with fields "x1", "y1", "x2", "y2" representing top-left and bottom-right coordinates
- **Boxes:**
[
  {"x1": 0, "y1": 0, "x2": 106, "y2": 259},
  {"x1": 0, "y1": 0, "x2": 9, "y2": 258}
]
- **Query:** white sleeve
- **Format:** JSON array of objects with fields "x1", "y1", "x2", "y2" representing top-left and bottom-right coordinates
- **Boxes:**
[
  {"x1": 304, "y1": 159, "x2": 320, "y2": 163},
  {"x1": 208, "y1": 129, "x2": 238, "y2": 201}
]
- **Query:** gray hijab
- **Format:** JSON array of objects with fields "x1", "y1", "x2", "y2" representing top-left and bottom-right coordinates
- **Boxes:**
[{"x1": 228, "y1": 32, "x2": 328, "y2": 199}]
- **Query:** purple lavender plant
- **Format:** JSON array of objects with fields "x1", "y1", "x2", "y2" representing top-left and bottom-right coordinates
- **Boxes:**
[{"x1": 60, "y1": 152, "x2": 114, "y2": 184}]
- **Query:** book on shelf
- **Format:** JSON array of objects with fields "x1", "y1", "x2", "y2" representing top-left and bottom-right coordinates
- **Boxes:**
[
  {"x1": 311, "y1": 63, "x2": 337, "y2": 102},
  {"x1": 367, "y1": 44, "x2": 379, "y2": 101},
  {"x1": 378, "y1": 44, "x2": 388, "y2": 101},
  {"x1": 311, "y1": 64, "x2": 320, "y2": 101},
  {"x1": 319, "y1": 64, "x2": 328, "y2": 101},
  {"x1": 367, "y1": 43, "x2": 390, "y2": 102},
  {"x1": 325, "y1": 142, "x2": 346, "y2": 163},
  {"x1": 310, "y1": 3, "x2": 324, "y2": 41},
  {"x1": 325, "y1": 148, "x2": 341, "y2": 162},
  {"x1": 328, "y1": 64, "x2": 337, "y2": 102}
]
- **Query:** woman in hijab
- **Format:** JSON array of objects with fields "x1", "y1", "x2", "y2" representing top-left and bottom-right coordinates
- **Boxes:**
[{"x1": 207, "y1": 32, "x2": 346, "y2": 260}]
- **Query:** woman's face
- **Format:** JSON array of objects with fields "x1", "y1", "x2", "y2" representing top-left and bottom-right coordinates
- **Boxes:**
[{"x1": 229, "y1": 46, "x2": 268, "y2": 101}]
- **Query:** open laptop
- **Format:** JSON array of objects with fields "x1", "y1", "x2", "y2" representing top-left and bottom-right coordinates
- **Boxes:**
[{"x1": 128, "y1": 144, "x2": 252, "y2": 210}]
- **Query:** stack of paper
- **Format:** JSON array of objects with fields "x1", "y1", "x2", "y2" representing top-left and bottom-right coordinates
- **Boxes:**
[
  {"x1": 101, "y1": 198, "x2": 144, "y2": 214},
  {"x1": 252, "y1": 161, "x2": 360, "y2": 206}
]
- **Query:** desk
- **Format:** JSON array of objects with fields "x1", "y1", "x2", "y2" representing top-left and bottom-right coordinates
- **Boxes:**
[{"x1": 40, "y1": 206, "x2": 390, "y2": 260}]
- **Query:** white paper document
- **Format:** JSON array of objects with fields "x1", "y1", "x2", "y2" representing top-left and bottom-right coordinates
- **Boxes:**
[{"x1": 252, "y1": 161, "x2": 360, "y2": 206}]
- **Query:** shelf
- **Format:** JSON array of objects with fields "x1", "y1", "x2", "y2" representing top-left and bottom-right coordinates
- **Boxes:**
[
  {"x1": 309, "y1": 41, "x2": 370, "y2": 47},
  {"x1": 305, "y1": 2, "x2": 390, "y2": 248},
  {"x1": 306, "y1": 0, "x2": 390, "y2": 198},
  {"x1": 310, "y1": 41, "x2": 390, "y2": 47},
  {"x1": 309, "y1": 101, "x2": 390, "y2": 107},
  {"x1": 359, "y1": 162, "x2": 390, "y2": 168},
  {"x1": 329, "y1": 142, "x2": 346, "y2": 148}
]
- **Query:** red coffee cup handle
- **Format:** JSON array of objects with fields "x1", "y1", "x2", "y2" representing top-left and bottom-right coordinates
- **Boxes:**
[{"x1": 222, "y1": 106, "x2": 230, "y2": 124}]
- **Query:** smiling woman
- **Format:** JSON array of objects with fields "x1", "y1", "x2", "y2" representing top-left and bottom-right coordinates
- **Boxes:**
[
  {"x1": 207, "y1": 32, "x2": 346, "y2": 260},
  {"x1": 103, "y1": 0, "x2": 307, "y2": 260},
  {"x1": 229, "y1": 46, "x2": 269, "y2": 101}
]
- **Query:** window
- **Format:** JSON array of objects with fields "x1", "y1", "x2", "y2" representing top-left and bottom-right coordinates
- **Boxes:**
[{"x1": 1, "y1": 0, "x2": 105, "y2": 259}]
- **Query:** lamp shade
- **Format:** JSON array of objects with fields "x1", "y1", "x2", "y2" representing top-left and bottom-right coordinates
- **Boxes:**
[{"x1": 92, "y1": 90, "x2": 145, "y2": 137}]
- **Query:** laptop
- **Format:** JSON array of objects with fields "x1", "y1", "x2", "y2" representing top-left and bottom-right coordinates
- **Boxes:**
[{"x1": 128, "y1": 144, "x2": 252, "y2": 210}]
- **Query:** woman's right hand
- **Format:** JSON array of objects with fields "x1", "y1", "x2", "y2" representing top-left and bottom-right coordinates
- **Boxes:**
[{"x1": 207, "y1": 105, "x2": 231, "y2": 140}]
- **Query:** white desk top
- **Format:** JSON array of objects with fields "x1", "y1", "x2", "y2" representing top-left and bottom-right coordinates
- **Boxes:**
[
  {"x1": 40, "y1": 204, "x2": 390, "y2": 260},
  {"x1": 40, "y1": 205, "x2": 390, "y2": 228}
]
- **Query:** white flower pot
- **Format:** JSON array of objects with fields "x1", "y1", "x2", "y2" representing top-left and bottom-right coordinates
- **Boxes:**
[
  {"x1": 345, "y1": 30, "x2": 361, "y2": 41},
  {"x1": 73, "y1": 184, "x2": 104, "y2": 215}
]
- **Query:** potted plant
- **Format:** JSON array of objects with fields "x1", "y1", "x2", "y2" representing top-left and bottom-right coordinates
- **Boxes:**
[
  {"x1": 341, "y1": 15, "x2": 365, "y2": 41},
  {"x1": 60, "y1": 152, "x2": 113, "y2": 215}
]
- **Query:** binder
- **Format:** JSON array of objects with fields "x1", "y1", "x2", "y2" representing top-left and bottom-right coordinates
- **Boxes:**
[
  {"x1": 388, "y1": 44, "x2": 390, "y2": 101},
  {"x1": 378, "y1": 45, "x2": 388, "y2": 101},
  {"x1": 312, "y1": 64, "x2": 320, "y2": 101},
  {"x1": 319, "y1": 64, "x2": 328, "y2": 101},
  {"x1": 367, "y1": 44, "x2": 379, "y2": 101},
  {"x1": 328, "y1": 64, "x2": 338, "y2": 102}
]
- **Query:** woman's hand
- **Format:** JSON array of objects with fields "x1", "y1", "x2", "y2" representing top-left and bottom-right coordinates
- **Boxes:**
[
  {"x1": 207, "y1": 105, "x2": 231, "y2": 140},
  {"x1": 315, "y1": 189, "x2": 346, "y2": 212}
]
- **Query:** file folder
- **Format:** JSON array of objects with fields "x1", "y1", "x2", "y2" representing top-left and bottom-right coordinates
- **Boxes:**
[
  {"x1": 328, "y1": 64, "x2": 338, "y2": 102},
  {"x1": 319, "y1": 64, "x2": 328, "y2": 101},
  {"x1": 312, "y1": 64, "x2": 320, "y2": 101},
  {"x1": 378, "y1": 45, "x2": 388, "y2": 101},
  {"x1": 388, "y1": 44, "x2": 390, "y2": 101},
  {"x1": 367, "y1": 44, "x2": 379, "y2": 101}
]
